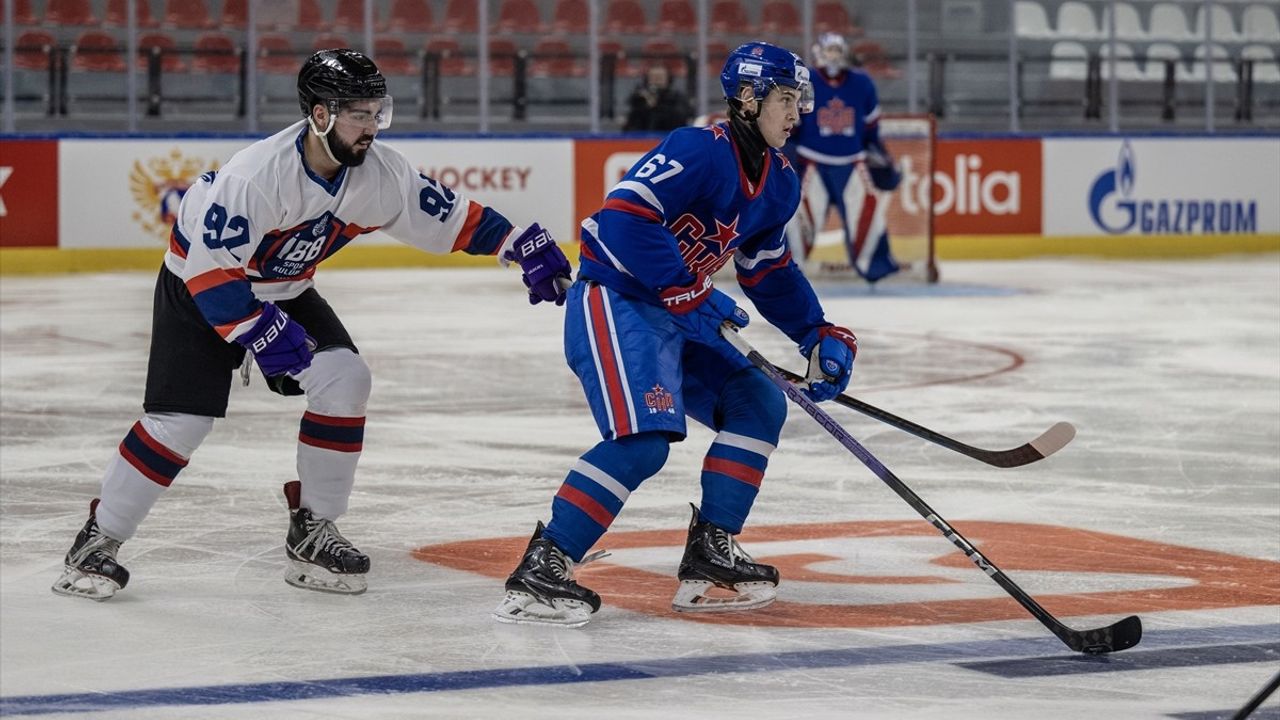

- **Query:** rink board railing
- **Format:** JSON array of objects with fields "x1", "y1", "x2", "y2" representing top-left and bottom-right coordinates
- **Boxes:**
[{"x1": 1, "y1": 131, "x2": 1277, "y2": 274}]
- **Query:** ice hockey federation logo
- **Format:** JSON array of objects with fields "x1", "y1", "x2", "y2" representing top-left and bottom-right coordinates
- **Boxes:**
[
  {"x1": 130, "y1": 148, "x2": 220, "y2": 243},
  {"x1": 644, "y1": 384, "x2": 675, "y2": 414}
]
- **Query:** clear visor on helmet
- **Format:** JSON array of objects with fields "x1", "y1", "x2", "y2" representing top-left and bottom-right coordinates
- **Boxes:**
[
  {"x1": 328, "y1": 96, "x2": 394, "y2": 130},
  {"x1": 792, "y1": 65, "x2": 814, "y2": 114}
]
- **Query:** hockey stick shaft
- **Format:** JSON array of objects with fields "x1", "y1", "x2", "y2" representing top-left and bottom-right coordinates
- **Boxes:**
[
  {"x1": 720, "y1": 327, "x2": 1141, "y2": 655},
  {"x1": 773, "y1": 367, "x2": 1075, "y2": 468}
]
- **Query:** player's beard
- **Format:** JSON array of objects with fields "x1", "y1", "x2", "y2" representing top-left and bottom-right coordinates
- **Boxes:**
[{"x1": 326, "y1": 132, "x2": 374, "y2": 167}]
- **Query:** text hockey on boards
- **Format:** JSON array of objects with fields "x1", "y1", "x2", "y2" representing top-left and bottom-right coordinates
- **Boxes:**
[{"x1": 419, "y1": 166, "x2": 534, "y2": 192}]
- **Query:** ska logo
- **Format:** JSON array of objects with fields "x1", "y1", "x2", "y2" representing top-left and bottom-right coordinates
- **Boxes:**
[
  {"x1": 816, "y1": 97, "x2": 855, "y2": 138},
  {"x1": 256, "y1": 211, "x2": 346, "y2": 278},
  {"x1": 643, "y1": 384, "x2": 675, "y2": 414},
  {"x1": 671, "y1": 213, "x2": 741, "y2": 277}
]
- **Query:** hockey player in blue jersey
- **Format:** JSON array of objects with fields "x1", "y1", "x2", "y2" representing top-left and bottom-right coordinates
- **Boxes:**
[
  {"x1": 494, "y1": 42, "x2": 861, "y2": 627},
  {"x1": 51, "y1": 49, "x2": 572, "y2": 601},
  {"x1": 787, "y1": 33, "x2": 903, "y2": 282}
]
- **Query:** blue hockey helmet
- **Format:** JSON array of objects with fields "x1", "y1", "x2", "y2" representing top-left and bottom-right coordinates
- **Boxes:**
[{"x1": 719, "y1": 42, "x2": 814, "y2": 114}]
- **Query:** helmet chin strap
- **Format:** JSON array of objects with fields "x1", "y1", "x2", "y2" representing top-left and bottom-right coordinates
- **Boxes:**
[{"x1": 306, "y1": 113, "x2": 342, "y2": 166}]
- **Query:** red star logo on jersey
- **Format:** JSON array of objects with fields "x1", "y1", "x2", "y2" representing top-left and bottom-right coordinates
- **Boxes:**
[
  {"x1": 775, "y1": 151, "x2": 793, "y2": 172},
  {"x1": 705, "y1": 123, "x2": 729, "y2": 142},
  {"x1": 704, "y1": 214, "x2": 740, "y2": 254}
]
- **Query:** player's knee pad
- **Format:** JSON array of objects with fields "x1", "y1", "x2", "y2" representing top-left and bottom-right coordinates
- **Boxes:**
[
  {"x1": 140, "y1": 412, "x2": 214, "y2": 458},
  {"x1": 719, "y1": 368, "x2": 787, "y2": 444},
  {"x1": 586, "y1": 432, "x2": 670, "y2": 488},
  {"x1": 295, "y1": 348, "x2": 371, "y2": 417}
]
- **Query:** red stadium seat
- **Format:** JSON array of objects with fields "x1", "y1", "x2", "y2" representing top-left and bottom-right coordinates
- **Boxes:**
[
  {"x1": 709, "y1": 0, "x2": 749, "y2": 34},
  {"x1": 138, "y1": 32, "x2": 187, "y2": 72},
  {"x1": 192, "y1": 32, "x2": 240, "y2": 73},
  {"x1": 45, "y1": 0, "x2": 96, "y2": 26},
  {"x1": 496, "y1": 0, "x2": 545, "y2": 33},
  {"x1": 257, "y1": 34, "x2": 298, "y2": 73},
  {"x1": 162, "y1": 0, "x2": 215, "y2": 29},
  {"x1": 605, "y1": 0, "x2": 648, "y2": 34},
  {"x1": 704, "y1": 40, "x2": 730, "y2": 76},
  {"x1": 219, "y1": 0, "x2": 247, "y2": 28},
  {"x1": 814, "y1": 1, "x2": 858, "y2": 35},
  {"x1": 72, "y1": 31, "x2": 127, "y2": 72},
  {"x1": 425, "y1": 38, "x2": 474, "y2": 77},
  {"x1": 374, "y1": 37, "x2": 418, "y2": 75},
  {"x1": 296, "y1": 0, "x2": 325, "y2": 31},
  {"x1": 759, "y1": 1, "x2": 800, "y2": 35},
  {"x1": 313, "y1": 34, "x2": 351, "y2": 53},
  {"x1": 443, "y1": 0, "x2": 479, "y2": 32},
  {"x1": 15, "y1": 30, "x2": 57, "y2": 71},
  {"x1": 552, "y1": 0, "x2": 588, "y2": 33},
  {"x1": 488, "y1": 37, "x2": 519, "y2": 77},
  {"x1": 639, "y1": 39, "x2": 686, "y2": 77},
  {"x1": 599, "y1": 39, "x2": 636, "y2": 78},
  {"x1": 530, "y1": 38, "x2": 584, "y2": 77},
  {"x1": 104, "y1": 0, "x2": 159, "y2": 27},
  {"x1": 386, "y1": 0, "x2": 432, "y2": 33},
  {"x1": 657, "y1": 0, "x2": 695, "y2": 32},
  {"x1": 333, "y1": 0, "x2": 366, "y2": 30},
  {"x1": 13, "y1": 0, "x2": 37, "y2": 24}
]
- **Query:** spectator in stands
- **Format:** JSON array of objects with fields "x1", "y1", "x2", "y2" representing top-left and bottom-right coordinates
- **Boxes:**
[{"x1": 623, "y1": 65, "x2": 692, "y2": 132}]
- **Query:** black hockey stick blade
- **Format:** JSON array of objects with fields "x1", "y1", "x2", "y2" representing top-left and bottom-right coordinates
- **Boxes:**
[
  {"x1": 1067, "y1": 614, "x2": 1143, "y2": 655},
  {"x1": 775, "y1": 367, "x2": 1075, "y2": 468}
]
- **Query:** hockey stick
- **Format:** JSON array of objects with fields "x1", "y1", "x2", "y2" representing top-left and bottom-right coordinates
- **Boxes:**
[
  {"x1": 773, "y1": 367, "x2": 1075, "y2": 468},
  {"x1": 1233, "y1": 668, "x2": 1280, "y2": 720},
  {"x1": 721, "y1": 326, "x2": 1143, "y2": 655}
]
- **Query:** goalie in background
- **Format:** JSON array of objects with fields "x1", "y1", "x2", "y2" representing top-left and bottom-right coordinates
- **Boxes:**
[{"x1": 786, "y1": 32, "x2": 903, "y2": 283}]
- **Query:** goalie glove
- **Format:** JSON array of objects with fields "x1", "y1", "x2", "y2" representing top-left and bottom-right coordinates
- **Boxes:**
[
  {"x1": 799, "y1": 325, "x2": 858, "y2": 402},
  {"x1": 864, "y1": 141, "x2": 901, "y2": 192}
]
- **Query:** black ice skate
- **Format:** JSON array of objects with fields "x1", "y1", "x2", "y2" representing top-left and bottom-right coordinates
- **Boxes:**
[
  {"x1": 51, "y1": 499, "x2": 130, "y2": 602},
  {"x1": 672, "y1": 504, "x2": 779, "y2": 612},
  {"x1": 283, "y1": 481, "x2": 369, "y2": 595},
  {"x1": 493, "y1": 522, "x2": 604, "y2": 628}
]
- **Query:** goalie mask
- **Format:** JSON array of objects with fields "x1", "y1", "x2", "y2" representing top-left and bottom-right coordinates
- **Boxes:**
[
  {"x1": 720, "y1": 41, "x2": 814, "y2": 120},
  {"x1": 297, "y1": 49, "x2": 393, "y2": 167},
  {"x1": 812, "y1": 32, "x2": 849, "y2": 76}
]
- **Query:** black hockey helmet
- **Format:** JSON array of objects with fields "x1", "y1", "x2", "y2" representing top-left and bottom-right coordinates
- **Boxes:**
[{"x1": 297, "y1": 48, "x2": 388, "y2": 117}]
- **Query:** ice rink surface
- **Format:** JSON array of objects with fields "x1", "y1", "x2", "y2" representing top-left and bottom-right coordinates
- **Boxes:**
[{"x1": 1, "y1": 258, "x2": 1278, "y2": 719}]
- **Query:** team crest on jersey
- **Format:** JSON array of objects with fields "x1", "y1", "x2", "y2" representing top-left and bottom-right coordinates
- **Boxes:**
[
  {"x1": 816, "y1": 98, "x2": 855, "y2": 138},
  {"x1": 643, "y1": 384, "x2": 675, "y2": 414},
  {"x1": 129, "y1": 148, "x2": 220, "y2": 243},
  {"x1": 671, "y1": 213, "x2": 741, "y2": 277},
  {"x1": 254, "y1": 211, "x2": 351, "y2": 279}
]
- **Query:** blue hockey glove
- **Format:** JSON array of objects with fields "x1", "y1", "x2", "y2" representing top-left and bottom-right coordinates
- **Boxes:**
[
  {"x1": 799, "y1": 325, "x2": 858, "y2": 401},
  {"x1": 237, "y1": 303, "x2": 314, "y2": 377},
  {"x1": 659, "y1": 274, "x2": 750, "y2": 346},
  {"x1": 865, "y1": 142, "x2": 901, "y2": 192},
  {"x1": 503, "y1": 223, "x2": 572, "y2": 306}
]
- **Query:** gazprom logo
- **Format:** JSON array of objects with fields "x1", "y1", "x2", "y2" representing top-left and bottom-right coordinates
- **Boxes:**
[{"x1": 1088, "y1": 140, "x2": 1256, "y2": 235}]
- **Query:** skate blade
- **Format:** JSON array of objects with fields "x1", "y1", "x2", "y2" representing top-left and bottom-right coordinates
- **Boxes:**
[
  {"x1": 671, "y1": 579, "x2": 777, "y2": 613},
  {"x1": 284, "y1": 561, "x2": 367, "y2": 595},
  {"x1": 51, "y1": 567, "x2": 119, "y2": 602},
  {"x1": 492, "y1": 590, "x2": 593, "y2": 628}
]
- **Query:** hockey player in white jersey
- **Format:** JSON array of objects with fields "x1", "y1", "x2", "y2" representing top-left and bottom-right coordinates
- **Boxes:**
[{"x1": 51, "y1": 49, "x2": 572, "y2": 601}]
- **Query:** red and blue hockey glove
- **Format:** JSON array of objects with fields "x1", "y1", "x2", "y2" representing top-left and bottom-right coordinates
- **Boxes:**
[
  {"x1": 799, "y1": 325, "x2": 858, "y2": 401},
  {"x1": 237, "y1": 303, "x2": 314, "y2": 377},
  {"x1": 503, "y1": 223, "x2": 572, "y2": 306},
  {"x1": 659, "y1": 274, "x2": 750, "y2": 346}
]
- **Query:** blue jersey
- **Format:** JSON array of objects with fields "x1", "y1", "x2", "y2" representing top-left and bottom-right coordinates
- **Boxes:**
[
  {"x1": 791, "y1": 68, "x2": 881, "y2": 166},
  {"x1": 578, "y1": 122, "x2": 830, "y2": 346}
]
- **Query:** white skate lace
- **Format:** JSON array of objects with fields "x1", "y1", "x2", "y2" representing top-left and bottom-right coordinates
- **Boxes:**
[
  {"x1": 712, "y1": 528, "x2": 753, "y2": 567},
  {"x1": 547, "y1": 546, "x2": 610, "y2": 582},
  {"x1": 295, "y1": 518, "x2": 357, "y2": 561},
  {"x1": 70, "y1": 524, "x2": 121, "y2": 566}
]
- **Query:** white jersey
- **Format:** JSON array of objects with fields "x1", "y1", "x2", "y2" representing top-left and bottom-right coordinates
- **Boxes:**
[{"x1": 166, "y1": 120, "x2": 520, "y2": 342}]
